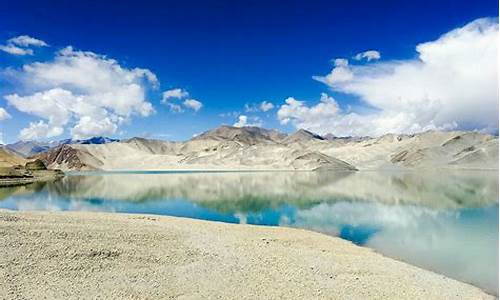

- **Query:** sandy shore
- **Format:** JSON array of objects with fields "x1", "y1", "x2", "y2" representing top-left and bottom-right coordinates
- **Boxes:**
[{"x1": 0, "y1": 210, "x2": 494, "y2": 299}]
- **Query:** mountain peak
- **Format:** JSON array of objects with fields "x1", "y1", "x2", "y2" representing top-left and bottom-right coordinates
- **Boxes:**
[
  {"x1": 323, "y1": 133, "x2": 337, "y2": 140},
  {"x1": 191, "y1": 125, "x2": 286, "y2": 145},
  {"x1": 282, "y1": 129, "x2": 325, "y2": 144}
]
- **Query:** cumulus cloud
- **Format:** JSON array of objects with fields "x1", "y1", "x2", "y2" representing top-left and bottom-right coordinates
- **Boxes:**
[
  {"x1": 5, "y1": 46, "x2": 158, "y2": 140},
  {"x1": 301, "y1": 18, "x2": 498, "y2": 136},
  {"x1": 322, "y1": 58, "x2": 353, "y2": 83},
  {"x1": 353, "y1": 50, "x2": 381, "y2": 61},
  {"x1": 183, "y1": 98, "x2": 203, "y2": 112},
  {"x1": 19, "y1": 120, "x2": 63, "y2": 140},
  {"x1": 72, "y1": 116, "x2": 118, "y2": 139},
  {"x1": 161, "y1": 88, "x2": 202, "y2": 112},
  {"x1": 0, "y1": 35, "x2": 47, "y2": 56},
  {"x1": 277, "y1": 93, "x2": 341, "y2": 133},
  {"x1": 233, "y1": 115, "x2": 263, "y2": 127}
]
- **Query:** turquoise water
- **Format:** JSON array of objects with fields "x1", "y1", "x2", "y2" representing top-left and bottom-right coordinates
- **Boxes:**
[{"x1": 0, "y1": 170, "x2": 498, "y2": 294}]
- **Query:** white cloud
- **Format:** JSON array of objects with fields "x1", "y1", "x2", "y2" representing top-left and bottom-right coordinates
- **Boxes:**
[
  {"x1": 259, "y1": 101, "x2": 274, "y2": 112},
  {"x1": 234, "y1": 115, "x2": 249, "y2": 127},
  {"x1": 245, "y1": 100, "x2": 275, "y2": 113},
  {"x1": 6, "y1": 88, "x2": 74, "y2": 127},
  {"x1": 161, "y1": 88, "x2": 188, "y2": 102},
  {"x1": 332, "y1": 58, "x2": 348, "y2": 67},
  {"x1": 233, "y1": 115, "x2": 263, "y2": 127},
  {"x1": 19, "y1": 120, "x2": 63, "y2": 140},
  {"x1": 71, "y1": 116, "x2": 118, "y2": 139},
  {"x1": 8, "y1": 35, "x2": 48, "y2": 47},
  {"x1": 322, "y1": 58, "x2": 353, "y2": 83},
  {"x1": 0, "y1": 108, "x2": 11, "y2": 143},
  {"x1": 280, "y1": 94, "x2": 458, "y2": 137},
  {"x1": 277, "y1": 93, "x2": 340, "y2": 133},
  {"x1": 166, "y1": 103, "x2": 184, "y2": 113},
  {"x1": 5, "y1": 46, "x2": 158, "y2": 139},
  {"x1": 0, "y1": 108, "x2": 11, "y2": 120},
  {"x1": 161, "y1": 88, "x2": 202, "y2": 112},
  {"x1": 183, "y1": 98, "x2": 203, "y2": 112},
  {"x1": 0, "y1": 44, "x2": 33, "y2": 55},
  {"x1": 353, "y1": 50, "x2": 381, "y2": 61},
  {"x1": 305, "y1": 18, "x2": 498, "y2": 136},
  {"x1": 0, "y1": 35, "x2": 47, "y2": 56}
]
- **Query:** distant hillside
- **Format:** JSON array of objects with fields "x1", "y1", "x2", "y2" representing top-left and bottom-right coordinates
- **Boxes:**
[
  {"x1": 0, "y1": 147, "x2": 26, "y2": 168},
  {"x1": 192, "y1": 125, "x2": 286, "y2": 145},
  {"x1": 5, "y1": 141, "x2": 58, "y2": 158},
  {"x1": 33, "y1": 126, "x2": 498, "y2": 172},
  {"x1": 60, "y1": 136, "x2": 119, "y2": 145},
  {"x1": 6, "y1": 136, "x2": 119, "y2": 157},
  {"x1": 281, "y1": 129, "x2": 324, "y2": 144},
  {"x1": 0, "y1": 146, "x2": 64, "y2": 187}
]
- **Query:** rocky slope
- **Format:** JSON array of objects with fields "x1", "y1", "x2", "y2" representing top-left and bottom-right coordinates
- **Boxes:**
[
  {"x1": 5, "y1": 141, "x2": 57, "y2": 158},
  {"x1": 0, "y1": 148, "x2": 64, "y2": 186},
  {"x1": 0, "y1": 148, "x2": 26, "y2": 168},
  {"x1": 192, "y1": 125, "x2": 286, "y2": 145},
  {"x1": 34, "y1": 126, "x2": 498, "y2": 171},
  {"x1": 281, "y1": 128, "x2": 324, "y2": 144}
]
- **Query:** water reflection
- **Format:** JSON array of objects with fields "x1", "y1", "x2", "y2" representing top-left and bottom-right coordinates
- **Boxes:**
[
  {"x1": 0, "y1": 170, "x2": 498, "y2": 294},
  {"x1": 284, "y1": 201, "x2": 498, "y2": 293}
]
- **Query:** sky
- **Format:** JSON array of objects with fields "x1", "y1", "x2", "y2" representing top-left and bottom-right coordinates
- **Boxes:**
[{"x1": 0, "y1": 0, "x2": 498, "y2": 143}]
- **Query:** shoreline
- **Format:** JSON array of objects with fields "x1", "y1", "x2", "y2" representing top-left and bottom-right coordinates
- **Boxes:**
[
  {"x1": 0, "y1": 170, "x2": 64, "y2": 187},
  {"x1": 66, "y1": 167, "x2": 499, "y2": 175},
  {"x1": 0, "y1": 209, "x2": 494, "y2": 299}
]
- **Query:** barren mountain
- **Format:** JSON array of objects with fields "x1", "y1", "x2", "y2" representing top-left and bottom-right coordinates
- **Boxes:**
[
  {"x1": 5, "y1": 136, "x2": 119, "y2": 157},
  {"x1": 281, "y1": 129, "x2": 324, "y2": 144},
  {"x1": 0, "y1": 148, "x2": 26, "y2": 168},
  {"x1": 192, "y1": 125, "x2": 286, "y2": 145},
  {"x1": 319, "y1": 131, "x2": 498, "y2": 170},
  {"x1": 35, "y1": 126, "x2": 498, "y2": 171},
  {"x1": 0, "y1": 146, "x2": 63, "y2": 186},
  {"x1": 5, "y1": 141, "x2": 57, "y2": 158}
]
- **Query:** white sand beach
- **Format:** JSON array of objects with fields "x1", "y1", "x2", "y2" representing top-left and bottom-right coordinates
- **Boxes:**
[{"x1": 0, "y1": 210, "x2": 494, "y2": 299}]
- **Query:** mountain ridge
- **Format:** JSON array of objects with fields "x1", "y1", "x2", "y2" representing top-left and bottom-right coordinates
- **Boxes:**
[
  {"x1": 30, "y1": 126, "x2": 498, "y2": 172},
  {"x1": 5, "y1": 136, "x2": 120, "y2": 157}
]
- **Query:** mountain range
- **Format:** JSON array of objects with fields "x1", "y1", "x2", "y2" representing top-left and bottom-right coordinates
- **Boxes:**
[
  {"x1": 1, "y1": 126, "x2": 498, "y2": 172},
  {"x1": 5, "y1": 137, "x2": 119, "y2": 157}
]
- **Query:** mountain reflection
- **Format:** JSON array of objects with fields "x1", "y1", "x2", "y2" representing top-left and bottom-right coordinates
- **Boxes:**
[
  {"x1": 0, "y1": 170, "x2": 497, "y2": 294},
  {"x1": 11, "y1": 170, "x2": 497, "y2": 211}
]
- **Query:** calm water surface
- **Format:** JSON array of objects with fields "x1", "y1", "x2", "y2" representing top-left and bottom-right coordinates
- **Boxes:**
[{"x1": 0, "y1": 170, "x2": 498, "y2": 294}]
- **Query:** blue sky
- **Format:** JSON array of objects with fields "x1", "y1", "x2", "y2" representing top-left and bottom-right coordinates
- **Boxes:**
[{"x1": 0, "y1": 0, "x2": 498, "y2": 143}]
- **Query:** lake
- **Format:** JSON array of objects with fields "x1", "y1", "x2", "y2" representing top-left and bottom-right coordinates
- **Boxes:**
[{"x1": 0, "y1": 170, "x2": 498, "y2": 294}]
